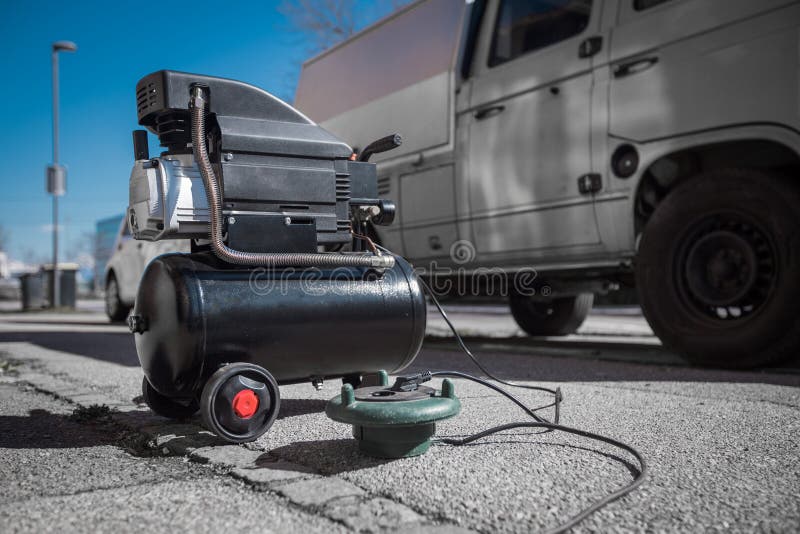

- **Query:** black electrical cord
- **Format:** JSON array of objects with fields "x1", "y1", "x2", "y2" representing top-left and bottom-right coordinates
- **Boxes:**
[
  {"x1": 393, "y1": 259, "x2": 647, "y2": 533},
  {"x1": 420, "y1": 278, "x2": 562, "y2": 399},
  {"x1": 377, "y1": 245, "x2": 563, "y2": 415},
  {"x1": 439, "y1": 421, "x2": 647, "y2": 534},
  {"x1": 430, "y1": 370, "x2": 554, "y2": 424}
]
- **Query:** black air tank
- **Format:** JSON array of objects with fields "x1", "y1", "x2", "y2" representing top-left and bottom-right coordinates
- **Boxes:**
[{"x1": 132, "y1": 252, "x2": 426, "y2": 399}]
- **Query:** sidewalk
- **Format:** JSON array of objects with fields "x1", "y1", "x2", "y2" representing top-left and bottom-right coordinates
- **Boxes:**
[{"x1": 1, "y1": 311, "x2": 799, "y2": 532}]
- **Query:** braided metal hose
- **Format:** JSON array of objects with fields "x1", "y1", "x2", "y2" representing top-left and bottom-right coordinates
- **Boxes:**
[{"x1": 189, "y1": 86, "x2": 394, "y2": 269}]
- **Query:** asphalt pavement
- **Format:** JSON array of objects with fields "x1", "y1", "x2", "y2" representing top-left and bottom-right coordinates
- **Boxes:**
[{"x1": 0, "y1": 300, "x2": 798, "y2": 533}]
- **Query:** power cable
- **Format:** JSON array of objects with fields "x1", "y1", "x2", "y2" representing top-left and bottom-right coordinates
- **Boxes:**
[{"x1": 391, "y1": 260, "x2": 648, "y2": 533}]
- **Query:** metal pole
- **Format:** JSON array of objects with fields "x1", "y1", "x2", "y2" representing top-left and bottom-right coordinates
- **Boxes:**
[{"x1": 51, "y1": 49, "x2": 60, "y2": 308}]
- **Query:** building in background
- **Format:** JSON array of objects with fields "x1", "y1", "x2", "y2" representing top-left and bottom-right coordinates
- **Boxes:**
[{"x1": 94, "y1": 214, "x2": 124, "y2": 293}]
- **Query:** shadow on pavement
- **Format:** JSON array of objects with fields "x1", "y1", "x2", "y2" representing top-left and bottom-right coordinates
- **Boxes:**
[
  {"x1": 0, "y1": 330, "x2": 139, "y2": 366},
  {"x1": 0, "y1": 408, "x2": 123, "y2": 449},
  {"x1": 1, "y1": 318, "x2": 797, "y2": 386},
  {"x1": 0, "y1": 319, "x2": 121, "y2": 327},
  {"x1": 277, "y1": 398, "x2": 327, "y2": 420},
  {"x1": 412, "y1": 340, "x2": 800, "y2": 387}
]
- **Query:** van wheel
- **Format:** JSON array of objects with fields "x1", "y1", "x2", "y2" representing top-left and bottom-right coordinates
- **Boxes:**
[
  {"x1": 636, "y1": 169, "x2": 800, "y2": 368},
  {"x1": 509, "y1": 293, "x2": 593, "y2": 336},
  {"x1": 105, "y1": 274, "x2": 130, "y2": 322}
]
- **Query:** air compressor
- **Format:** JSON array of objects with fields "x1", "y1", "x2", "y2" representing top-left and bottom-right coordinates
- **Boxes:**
[{"x1": 127, "y1": 70, "x2": 425, "y2": 443}]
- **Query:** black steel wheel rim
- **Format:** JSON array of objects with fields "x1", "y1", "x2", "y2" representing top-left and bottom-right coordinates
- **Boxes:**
[
  {"x1": 675, "y1": 212, "x2": 778, "y2": 323},
  {"x1": 519, "y1": 299, "x2": 556, "y2": 319}
]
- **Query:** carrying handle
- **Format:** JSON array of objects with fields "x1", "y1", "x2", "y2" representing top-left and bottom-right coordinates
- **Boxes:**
[{"x1": 358, "y1": 134, "x2": 403, "y2": 162}]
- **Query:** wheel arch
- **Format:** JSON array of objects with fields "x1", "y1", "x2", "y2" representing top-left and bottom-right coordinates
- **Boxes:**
[{"x1": 627, "y1": 125, "x2": 800, "y2": 239}]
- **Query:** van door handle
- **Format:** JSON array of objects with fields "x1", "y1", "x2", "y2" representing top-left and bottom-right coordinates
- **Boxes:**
[
  {"x1": 613, "y1": 56, "x2": 658, "y2": 78},
  {"x1": 474, "y1": 105, "x2": 505, "y2": 120}
]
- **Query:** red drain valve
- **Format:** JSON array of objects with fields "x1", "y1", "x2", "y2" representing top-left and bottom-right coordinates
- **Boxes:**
[{"x1": 232, "y1": 389, "x2": 259, "y2": 419}]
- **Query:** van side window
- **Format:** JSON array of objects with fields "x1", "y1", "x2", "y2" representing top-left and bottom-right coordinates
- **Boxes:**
[
  {"x1": 489, "y1": 0, "x2": 593, "y2": 67},
  {"x1": 634, "y1": 0, "x2": 674, "y2": 10}
]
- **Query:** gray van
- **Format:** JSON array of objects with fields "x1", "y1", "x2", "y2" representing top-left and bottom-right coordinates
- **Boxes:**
[{"x1": 295, "y1": 0, "x2": 800, "y2": 368}]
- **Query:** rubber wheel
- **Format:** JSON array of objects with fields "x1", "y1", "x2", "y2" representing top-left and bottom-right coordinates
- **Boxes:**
[
  {"x1": 200, "y1": 363, "x2": 280, "y2": 443},
  {"x1": 105, "y1": 274, "x2": 130, "y2": 322},
  {"x1": 636, "y1": 169, "x2": 800, "y2": 368},
  {"x1": 509, "y1": 293, "x2": 593, "y2": 336},
  {"x1": 141, "y1": 377, "x2": 199, "y2": 419}
]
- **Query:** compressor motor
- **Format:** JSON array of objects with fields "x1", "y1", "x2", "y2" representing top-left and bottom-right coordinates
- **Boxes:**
[{"x1": 127, "y1": 70, "x2": 425, "y2": 443}]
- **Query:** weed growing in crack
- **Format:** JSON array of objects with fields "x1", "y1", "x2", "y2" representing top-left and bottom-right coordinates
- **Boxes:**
[{"x1": 70, "y1": 404, "x2": 118, "y2": 423}]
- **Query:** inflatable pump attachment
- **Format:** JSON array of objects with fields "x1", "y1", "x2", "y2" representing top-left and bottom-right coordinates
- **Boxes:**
[{"x1": 326, "y1": 371, "x2": 460, "y2": 458}]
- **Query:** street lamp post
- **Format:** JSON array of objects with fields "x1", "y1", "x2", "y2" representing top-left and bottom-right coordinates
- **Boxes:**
[{"x1": 48, "y1": 40, "x2": 77, "y2": 308}]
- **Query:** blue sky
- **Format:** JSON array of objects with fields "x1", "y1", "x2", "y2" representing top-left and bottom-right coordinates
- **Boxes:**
[{"x1": 0, "y1": 0, "x2": 397, "y2": 264}]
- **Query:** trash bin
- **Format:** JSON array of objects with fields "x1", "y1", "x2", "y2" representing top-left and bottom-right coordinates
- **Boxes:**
[
  {"x1": 42, "y1": 263, "x2": 78, "y2": 309},
  {"x1": 20, "y1": 272, "x2": 45, "y2": 310}
]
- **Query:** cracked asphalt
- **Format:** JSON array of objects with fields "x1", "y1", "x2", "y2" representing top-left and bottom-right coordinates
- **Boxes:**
[{"x1": 0, "y1": 302, "x2": 798, "y2": 533}]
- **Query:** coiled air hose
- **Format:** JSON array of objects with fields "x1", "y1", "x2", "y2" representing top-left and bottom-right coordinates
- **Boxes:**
[{"x1": 189, "y1": 85, "x2": 394, "y2": 269}]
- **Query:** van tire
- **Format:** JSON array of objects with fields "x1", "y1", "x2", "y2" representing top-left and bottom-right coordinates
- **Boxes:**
[
  {"x1": 635, "y1": 169, "x2": 800, "y2": 369},
  {"x1": 509, "y1": 293, "x2": 593, "y2": 336},
  {"x1": 105, "y1": 273, "x2": 130, "y2": 322}
]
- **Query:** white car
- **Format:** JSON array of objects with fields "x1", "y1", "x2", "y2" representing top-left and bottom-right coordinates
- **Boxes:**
[{"x1": 104, "y1": 219, "x2": 189, "y2": 321}]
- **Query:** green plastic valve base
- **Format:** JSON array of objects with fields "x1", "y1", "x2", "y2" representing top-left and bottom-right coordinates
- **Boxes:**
[{"x1": 325, "y1": 371, "x2": 461, "y2": 458}]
